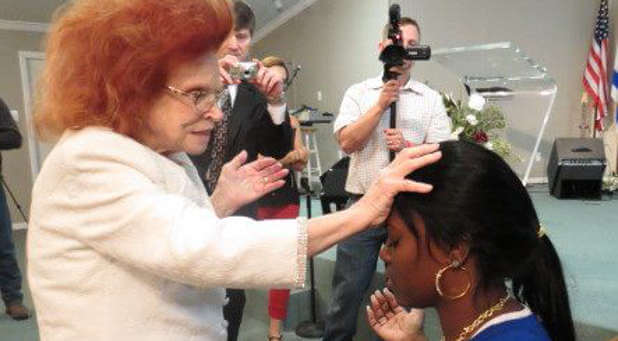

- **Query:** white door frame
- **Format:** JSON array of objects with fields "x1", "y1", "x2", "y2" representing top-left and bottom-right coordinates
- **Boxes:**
[{"x1": 18, "y1": 50, "x2": 46, "y2": 182}]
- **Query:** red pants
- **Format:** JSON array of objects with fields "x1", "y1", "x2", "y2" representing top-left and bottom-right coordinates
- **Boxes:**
[{"x1": 257, "y1": 204, "x2": 300, "y2": 320}]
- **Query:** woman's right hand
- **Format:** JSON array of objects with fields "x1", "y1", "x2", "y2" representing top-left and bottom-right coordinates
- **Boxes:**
[
  {"x1": 355, "y1": 144, "x2": 441, "y2": 226},
  {"x1": 367, "y1": 289, "x2": 427, "y2": 341}
]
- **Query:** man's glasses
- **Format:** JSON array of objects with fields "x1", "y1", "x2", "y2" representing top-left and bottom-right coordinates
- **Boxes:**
[{"x1": 165, "y1": 85, "x2": 226, "y2": 114}]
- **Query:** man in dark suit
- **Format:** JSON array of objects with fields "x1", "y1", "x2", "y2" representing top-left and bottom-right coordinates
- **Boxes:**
[{"x1": 189, "y1": 2, "x2": 294, "y2": 340}]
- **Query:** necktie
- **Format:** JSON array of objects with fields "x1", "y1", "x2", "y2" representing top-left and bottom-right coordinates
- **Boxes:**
[{"x1": 204, "y1": 88, "x2": 232, "y2": 193}]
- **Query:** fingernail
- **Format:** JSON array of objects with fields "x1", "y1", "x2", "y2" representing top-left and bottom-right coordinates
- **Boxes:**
[{"x1": 384, "y1": 287, "x2": 392, "y2": 295}]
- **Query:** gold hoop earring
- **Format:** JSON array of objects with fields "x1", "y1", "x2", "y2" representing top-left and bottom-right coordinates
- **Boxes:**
[{"x1": 435, "y1": 260, "x2": 471, "y2": 300}]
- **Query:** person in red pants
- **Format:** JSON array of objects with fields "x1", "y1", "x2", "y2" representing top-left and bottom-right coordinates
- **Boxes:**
[{"x1": 258, "y1": 56, "x2": 308, "y2": 341}]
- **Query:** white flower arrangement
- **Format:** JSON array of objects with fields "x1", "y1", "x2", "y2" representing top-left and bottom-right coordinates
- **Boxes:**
[
  {"x1": 468, "y1": 93, "x2": 486, "y2": 111},
  {"x1": 442, "y1": 92, "x2": 519, "y2": 162},
  {"x1": 465, "y1": 114, "x2": 479, "y2": 126},
  {"x1": 603, "y1": 173, "x2": 618, "y2": 193}
]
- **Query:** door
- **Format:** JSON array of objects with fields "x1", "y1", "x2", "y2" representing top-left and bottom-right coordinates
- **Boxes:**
[{"x1": 19, "y1": 51, "x2": 52, "y2": 180}]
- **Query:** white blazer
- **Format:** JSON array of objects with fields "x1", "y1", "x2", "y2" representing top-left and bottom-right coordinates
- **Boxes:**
[{"x1": 27, "y1": 127, "x2": 306, "y2": 340}]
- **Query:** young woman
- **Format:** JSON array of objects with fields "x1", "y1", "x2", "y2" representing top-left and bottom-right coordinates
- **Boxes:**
[
  {"x1": 367, "y1": 141, "x2": 575, "y2": 341},
  {"x1": 258, "y1": 56, "x2": 308, "y2": 341}
]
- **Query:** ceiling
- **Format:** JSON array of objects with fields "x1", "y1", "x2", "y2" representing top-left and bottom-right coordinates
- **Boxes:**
[
  {"x1": 245, "y1": 0, "x2": 303, "y2": 32},
  {"x1": 0, "y1": 0, "x2": 305, "y2": 33}
]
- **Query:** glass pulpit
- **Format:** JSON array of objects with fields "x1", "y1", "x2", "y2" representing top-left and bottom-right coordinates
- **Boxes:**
[{"x1": 432, "y1": 42, "x2": 557, "y2": 185}]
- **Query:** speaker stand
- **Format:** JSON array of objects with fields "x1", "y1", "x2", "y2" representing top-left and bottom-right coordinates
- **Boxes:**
[{"x1": 295, "y1": 192, "x2": 324, "y2": 338}]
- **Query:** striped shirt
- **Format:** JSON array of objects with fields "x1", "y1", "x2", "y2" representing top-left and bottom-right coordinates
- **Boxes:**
[{"x1": 333, "y1": 76, "x2": 451, "y2": 194}]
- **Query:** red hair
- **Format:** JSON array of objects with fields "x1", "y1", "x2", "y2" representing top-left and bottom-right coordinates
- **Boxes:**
[{"x1": 35, "y1": 0, "x2": 233, "y2": 139}]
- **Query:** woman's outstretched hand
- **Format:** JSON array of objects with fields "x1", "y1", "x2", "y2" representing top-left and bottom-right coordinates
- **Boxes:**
[
  {"x1": 355, "y1": 144, "x2": 441, "y2": 226},
  {"x1": 367, "y1": 288, "x2": 426, "y2": 341},
  {"x1": 210, "y1": 151, "x2": 288, "y2": 217}
]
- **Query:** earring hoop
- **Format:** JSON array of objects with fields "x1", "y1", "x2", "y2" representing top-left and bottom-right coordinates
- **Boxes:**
[{"x1": 435, "y1": 260, "x2": 471, "y2": 300}]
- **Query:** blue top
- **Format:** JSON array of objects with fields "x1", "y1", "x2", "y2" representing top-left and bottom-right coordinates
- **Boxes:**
[{"x1": 471, "y1": 314, "x2": 551, "y2": 341}]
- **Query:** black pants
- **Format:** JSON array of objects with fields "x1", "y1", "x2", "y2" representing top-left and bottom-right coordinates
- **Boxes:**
[
  {"x1": 223, "y1": 288, "x2": 246, "y2": 341},
  {"x1": 0, "y1": 186, "x2": 22, "y2": 306}
]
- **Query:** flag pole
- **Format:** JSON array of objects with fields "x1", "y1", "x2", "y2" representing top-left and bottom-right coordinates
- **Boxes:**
[{"x1": 592, "y1": 105, "x2": 599, "y2": 139}]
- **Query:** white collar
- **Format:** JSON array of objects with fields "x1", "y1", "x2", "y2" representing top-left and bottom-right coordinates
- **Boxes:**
[
  {"x1": 366, "y1": 75, "x2": 423, "y2": 95},
  {"x1": 471, "y1": 305, "x2": 533, "y2": 338}
]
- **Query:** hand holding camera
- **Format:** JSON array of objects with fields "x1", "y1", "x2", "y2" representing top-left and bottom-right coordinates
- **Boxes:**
[
  {"x1": 218, "y1": 56, "x2": 285, "y2": 105},
  {"x1": 380, "y1": 4, "x2": 431, "y2": 83},
  {"x1": 218, "y1": 55, "x2": 243, "y2": 85},
  {"x1": 251, "y1": 59, "x2": 285, "y2": 105},
  {"x1": 377, "y1": 80, "x2": 400, "y2": 111}
]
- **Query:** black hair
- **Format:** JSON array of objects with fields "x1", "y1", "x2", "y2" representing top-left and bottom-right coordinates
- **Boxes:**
[
  {"x1": 393, "y1": 141, "x2": 575, "y2": 341},
  {"x1": 232, "y1": 1, "x2": 255, "y2": 35}
]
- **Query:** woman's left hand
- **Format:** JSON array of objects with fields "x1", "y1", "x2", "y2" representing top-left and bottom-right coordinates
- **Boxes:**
[{"x1": 211, "y1": 151, "x2": 288, "y2": 217}]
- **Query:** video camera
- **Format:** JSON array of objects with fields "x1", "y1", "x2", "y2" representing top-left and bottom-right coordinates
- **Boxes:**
[{"x1": 380, "y1": 4, "x2": 431, "y2": 82}]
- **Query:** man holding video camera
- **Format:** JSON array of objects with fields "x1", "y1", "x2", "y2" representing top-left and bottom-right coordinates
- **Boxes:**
[
  {"x1": 188, "y1": 2, "x2": 293, "y2": 340},
  {"x1": 324, "y1": 17, "x2": 451, "y2": 340}
]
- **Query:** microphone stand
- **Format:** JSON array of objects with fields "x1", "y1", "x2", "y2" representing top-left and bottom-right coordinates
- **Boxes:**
[
  {"x1": 295, "y1": 183, "x2": 324, "y2": 338},
  {"x1": 284, "y1": 65, "x2": 301, "y2": 92},
  {"x1": 0, "y1": 174, "x2": 28, "y2": 223},
  {"x1": 382, "y1": 64, "x2": 400, "y2": 162}
]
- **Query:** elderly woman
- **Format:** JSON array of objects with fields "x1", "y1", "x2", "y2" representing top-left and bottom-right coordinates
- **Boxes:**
[{"x1": 27, "y1": 0, "x2": 441, "y2": 340}]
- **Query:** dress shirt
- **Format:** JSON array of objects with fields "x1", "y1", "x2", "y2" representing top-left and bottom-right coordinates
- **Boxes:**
[{"x1": 333, "y1": 75, "x2": 451, "y2": 194}]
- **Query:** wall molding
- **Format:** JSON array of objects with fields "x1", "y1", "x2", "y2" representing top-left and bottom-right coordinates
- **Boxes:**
[
  {"x1": 0, "y1": 19, "x2": 49, "y2": 33},
  {"x1": 526, "y1": 177, "x2": 548, "y2": 184},
  {"x1": 252, "y1": 0, "x2": 319, "y2": 44}
]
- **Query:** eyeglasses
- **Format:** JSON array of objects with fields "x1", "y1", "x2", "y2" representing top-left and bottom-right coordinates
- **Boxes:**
[{"x1": 165, "y1": 85, "x2": 226, "y2": 114}]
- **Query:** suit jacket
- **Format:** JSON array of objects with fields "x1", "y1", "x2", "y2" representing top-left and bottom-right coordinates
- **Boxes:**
[
  {"x1": 28, "y1": 127, "x2": 306, "y2": 340},
  {"x1": 0, "y1": 98, "x2": 22, "y2": 172},
  {"x1": 191, "y1": 82, "x2": 294, "y2": 218}
]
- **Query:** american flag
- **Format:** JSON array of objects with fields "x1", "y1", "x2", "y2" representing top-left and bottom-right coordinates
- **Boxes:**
[{"x1": 582, "y1": 0, "x2": 610, "y2": 131}]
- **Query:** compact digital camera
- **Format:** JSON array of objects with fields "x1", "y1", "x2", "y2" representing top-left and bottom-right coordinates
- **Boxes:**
[{"x1": 229, "y1": 62, "x2": 259, "y2": 81}]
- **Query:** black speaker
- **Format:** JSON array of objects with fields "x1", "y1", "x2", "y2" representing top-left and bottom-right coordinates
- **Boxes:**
[
  {"x1": 547, "y1": 138, "x2": 606, "y2": 199},
  {"x1": 319, "y1": 157, "x2": 349, "y2": 198},
  {"x1": 319, "y1": 157, "x2": 350, "y2": 214}
]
